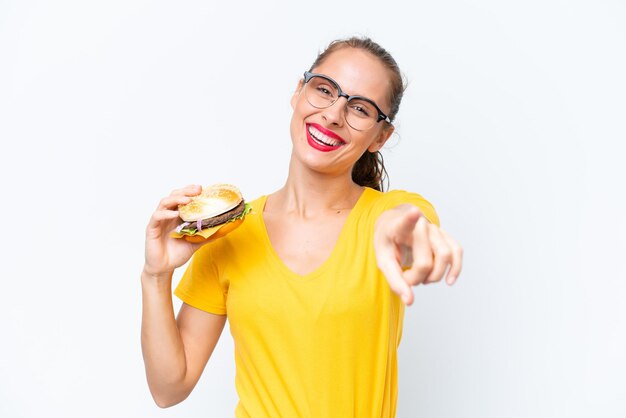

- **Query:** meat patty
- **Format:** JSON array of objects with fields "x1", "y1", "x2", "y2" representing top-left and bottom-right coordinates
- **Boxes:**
[{"x1": 198, "y1": 200, "x2": 246, "y2": 229}]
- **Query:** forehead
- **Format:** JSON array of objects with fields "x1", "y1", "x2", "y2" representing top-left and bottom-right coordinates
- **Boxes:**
[{"x1": 312, "y1": 48, "x2": 391, "y2": 108}]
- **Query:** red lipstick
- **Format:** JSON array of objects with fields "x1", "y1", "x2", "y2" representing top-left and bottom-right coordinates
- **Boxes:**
[{"x1": 305, "y1": 123, "x2": 346, "y2": 152}]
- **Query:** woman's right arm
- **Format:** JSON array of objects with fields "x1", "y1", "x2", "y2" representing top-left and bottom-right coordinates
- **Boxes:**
[{"x1": 141, "y1": 185, "x2": 226, "y2": 408}]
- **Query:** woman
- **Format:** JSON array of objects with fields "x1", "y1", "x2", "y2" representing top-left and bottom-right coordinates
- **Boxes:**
[{"x1": 141, "y1": 37, "x2": 463, "y2": 417}]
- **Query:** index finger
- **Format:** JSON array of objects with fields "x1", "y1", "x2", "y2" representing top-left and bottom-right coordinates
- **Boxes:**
[
  {"x1": 403, "y1": 216, "x2": 433, "y2": 286},
  {"x1": 171, "y1": 184, "x2": 202, "y2": 197},
  {"x1": 376, "y1": 245, "x2": 414, "y2": 305},
  {"x1": 156, "y1": 194, "x2": 193, "y2": 211}
]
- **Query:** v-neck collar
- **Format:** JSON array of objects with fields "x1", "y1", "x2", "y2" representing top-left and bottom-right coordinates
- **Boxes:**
[{"x1": 255, "y1": 188, "x2": 374, "y2": 281}]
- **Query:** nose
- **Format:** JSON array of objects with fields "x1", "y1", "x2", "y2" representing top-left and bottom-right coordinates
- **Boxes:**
[{"x1": 321, "y1": 97, "x2": 347, "y2": 127}]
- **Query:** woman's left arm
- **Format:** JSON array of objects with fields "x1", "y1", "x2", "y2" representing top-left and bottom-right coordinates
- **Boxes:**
[{"x1": 373, "y1": 204, "x2": 464, "y2": 306}]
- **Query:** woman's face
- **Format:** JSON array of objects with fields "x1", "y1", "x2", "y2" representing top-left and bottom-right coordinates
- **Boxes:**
[{"x1": 289, "y1": 47, "x2": 394, "y2": 179}]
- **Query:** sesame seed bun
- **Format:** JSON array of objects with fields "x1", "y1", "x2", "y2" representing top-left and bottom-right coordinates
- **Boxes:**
[{"x1": 178, "y1": 184, "x2": 243, "y2": 222}]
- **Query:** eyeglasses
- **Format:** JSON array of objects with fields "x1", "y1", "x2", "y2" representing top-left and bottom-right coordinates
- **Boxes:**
[{"x1": 302, "y1": 71, "x2": 391, "y2": 131}]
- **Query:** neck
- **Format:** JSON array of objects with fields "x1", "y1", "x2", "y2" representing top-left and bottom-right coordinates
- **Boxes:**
[{"x1": 267, "y1": 157, "x2": 365, "y2": 218}]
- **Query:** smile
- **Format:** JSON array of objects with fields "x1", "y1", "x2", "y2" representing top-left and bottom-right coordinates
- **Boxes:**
[{"x1": 306, "y1": 123, "x2": 346, "y2": 152}]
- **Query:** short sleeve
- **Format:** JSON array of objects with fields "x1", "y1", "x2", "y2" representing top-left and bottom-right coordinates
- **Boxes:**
[
  {"x1": 174, "y1": 243, "x2": 228, "y2": 315},
  {"x1": 380, "y1": 190, "x2": 440, "y2": 227}
]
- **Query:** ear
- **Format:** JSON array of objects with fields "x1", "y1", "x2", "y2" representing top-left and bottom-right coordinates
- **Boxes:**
[
  {"x1": 367, "y1": 124, "x2": 394, "y2": 153},
  {"x1": 290, "y1": 79, "x2": 305, "y2": 110}
]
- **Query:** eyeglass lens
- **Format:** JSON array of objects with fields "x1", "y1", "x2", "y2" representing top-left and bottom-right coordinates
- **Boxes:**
[{"x1": 304, "y1": 76, "x2": 378, "y2": 130}]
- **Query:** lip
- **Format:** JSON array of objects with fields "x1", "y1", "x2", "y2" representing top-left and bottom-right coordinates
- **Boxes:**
[{"x1": 305, "y1": 123, "x2": 346, "y2": 152}]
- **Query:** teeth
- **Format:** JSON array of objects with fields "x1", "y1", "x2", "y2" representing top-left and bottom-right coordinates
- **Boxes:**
[{"x1": 308, "y1": 126, "x2": 342, "y2": 147}]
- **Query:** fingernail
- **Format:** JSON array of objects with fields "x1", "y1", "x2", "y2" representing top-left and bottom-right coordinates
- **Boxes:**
[{"x1": 447, "y1": 275, "x2": 456, "y2": 285}]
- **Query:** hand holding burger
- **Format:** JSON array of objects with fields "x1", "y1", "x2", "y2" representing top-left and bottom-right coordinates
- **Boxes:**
[
  {"x1": 170, "y1": 183, "x2": 251, "y2": 243},
  {"x1": 144, "y1": 183, "x2": 249, "y2": 281}
]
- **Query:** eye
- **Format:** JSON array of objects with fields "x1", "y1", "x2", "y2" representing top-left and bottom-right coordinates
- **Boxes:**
[
  {"x1": 348, "y1": 100, "x2": 374, "y2": 118},
  {"x1": 351, "y1": 104, "x2": 370, "y2": 116},
  {"x1": 315, "y1": 84, "x2": 335, "y2": 97}
]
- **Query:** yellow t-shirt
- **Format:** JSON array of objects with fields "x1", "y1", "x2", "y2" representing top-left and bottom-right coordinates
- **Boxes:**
[{"x1": 174, "y1": 187, "x2": 439, "y2": 417}]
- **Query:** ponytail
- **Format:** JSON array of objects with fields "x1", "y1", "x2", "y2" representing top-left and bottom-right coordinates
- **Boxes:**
[{"x1": 352, "y1": 150, "x2": 388, "y2": 192}]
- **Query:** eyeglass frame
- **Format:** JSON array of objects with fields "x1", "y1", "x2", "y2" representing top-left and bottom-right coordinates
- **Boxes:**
[{"x1": 302, "y1": 71, "x2": 392, "y2": 129}]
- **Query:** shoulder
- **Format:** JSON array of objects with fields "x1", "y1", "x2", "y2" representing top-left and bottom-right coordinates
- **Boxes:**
[{"x1": 361, "y1": 187, "x2": 440, "y2": 227}]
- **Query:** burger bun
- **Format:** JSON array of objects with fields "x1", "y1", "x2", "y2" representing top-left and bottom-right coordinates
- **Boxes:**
[{"x1": 178, "y1": 184, "x2": 243, "y2": 222}]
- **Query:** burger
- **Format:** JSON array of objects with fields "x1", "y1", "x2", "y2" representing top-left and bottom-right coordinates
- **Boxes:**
[{"x1": 170, "y1": 183, "x2": 251, "y2": 243}]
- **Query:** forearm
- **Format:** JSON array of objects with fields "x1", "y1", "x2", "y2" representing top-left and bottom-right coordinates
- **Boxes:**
[{"x1": 140, "y1": 269, "x2": 190, "y2": 407}]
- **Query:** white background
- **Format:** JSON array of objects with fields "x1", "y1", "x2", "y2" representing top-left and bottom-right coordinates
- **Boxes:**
[{"x1": 1, "y1": 1, "x2": 625, "y2": 417}]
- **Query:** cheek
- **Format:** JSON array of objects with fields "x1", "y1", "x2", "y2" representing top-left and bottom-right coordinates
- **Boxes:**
[
  {"x1": 290, "y1": 92, "x2": 298, "y2": 110},
  {"x1": 290, "y1": 94, "x2": 316, "y2": 129},
  {"x1": 292, "y1": 92, "x2": 309, "y2": 116},
  {"x1": 289, "y1": 102, "x2": 307, "y2": 141},
  {"x1": 291, "y1": 86, "x2": 308, "y2": 112},
  {"x1": 289, "y1": 111, "x2": 299, "y2": 139},
  {"x1": 291, "y1": 99, "x2": 302, "y2": 123},
  {"x1": 355, "y1": 132, "x2": 379, "y2": 151}
]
